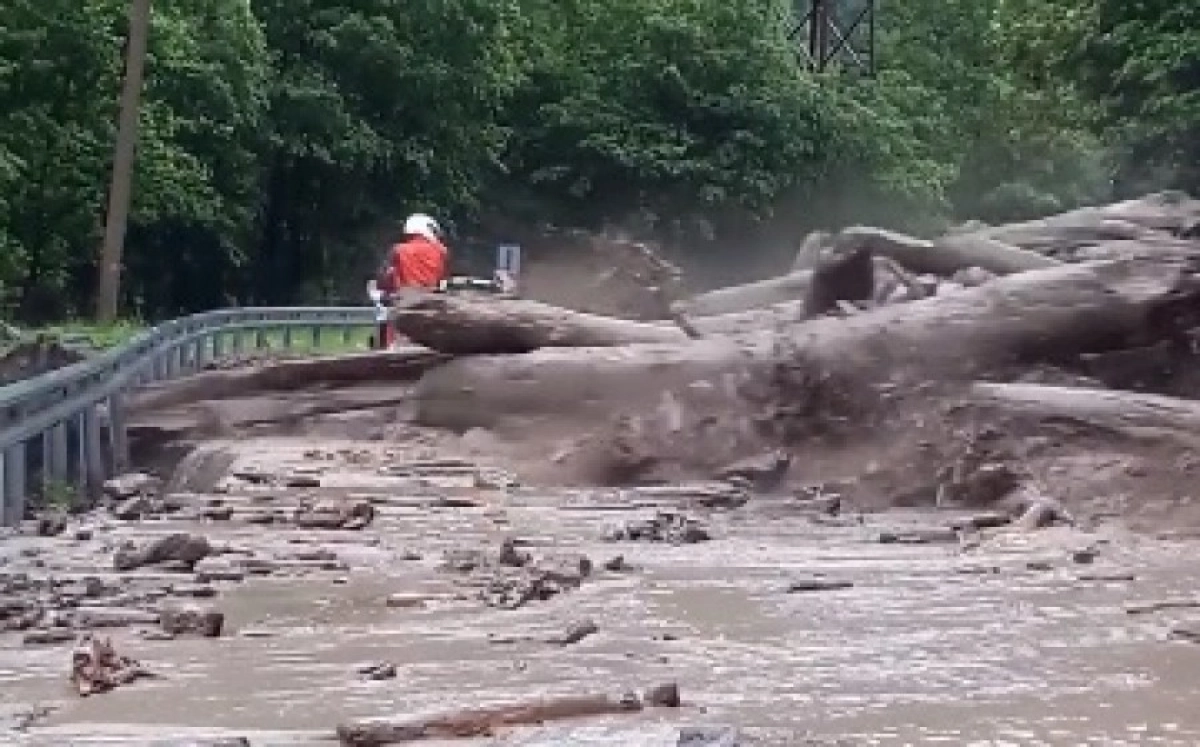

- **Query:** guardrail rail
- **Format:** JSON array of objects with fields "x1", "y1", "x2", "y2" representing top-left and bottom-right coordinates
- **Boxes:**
[{"x1": 0, "y1": 306, "x2": 377, "y2": 526}]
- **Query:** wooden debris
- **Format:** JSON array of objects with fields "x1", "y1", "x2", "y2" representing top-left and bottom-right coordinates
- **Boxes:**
[{"x1": 336, "y1": 682, "x2": 681, "y2": 745}]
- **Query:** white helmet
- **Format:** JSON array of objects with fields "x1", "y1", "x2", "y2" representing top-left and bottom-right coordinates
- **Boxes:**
[{"x1": 403, "y1": 213, "x2": 442, "y2": 242}]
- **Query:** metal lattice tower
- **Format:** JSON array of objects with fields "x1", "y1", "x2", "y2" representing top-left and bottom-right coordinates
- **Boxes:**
[{"x1": 790, "y1": 0, "x2": 877, "y2": 75}]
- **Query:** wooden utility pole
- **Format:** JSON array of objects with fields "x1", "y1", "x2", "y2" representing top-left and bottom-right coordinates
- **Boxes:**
[{"x1": 96, "y1": 0, "x2": 152, "y2": 322}]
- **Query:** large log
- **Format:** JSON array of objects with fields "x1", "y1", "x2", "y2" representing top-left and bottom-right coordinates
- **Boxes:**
[
  {"x1": 414, "y1": 339, "x2": 753, "y2": 431},
  {"x1": 963, "y1": 192, "x2": 1200, "y2": 257},
  {"x1": 389, "y1": 292, "x2": 689, "y2": 354},
  {"x1": 843, "y1": 226, "x2": 1061, "y2": 276},
  {"x1": 128, "y1": 348, "x2": 446, "y2": 414},
  {"x1": 964, "y1": 382, "x2": 1200, "y2": 444},
  {"x1": 413, "y1": 259, "x2": 1199, "y2": 432},
  {"x1": 684, "y1": 270, "x2": 813, "y2": 317}
]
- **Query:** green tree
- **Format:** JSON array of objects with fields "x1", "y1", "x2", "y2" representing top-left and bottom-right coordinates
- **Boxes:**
[
  {"x1": 498, "y1": 0, "x2": 852, "y2": 244},
  {"x1": 249, "y1": 0, "x2": 523, "y2": 302},
  {"x1": 1068, "y1": 0, "x2": 1199, "y2": 195},
  {"x1": 0, "y1": 0, "x2": 121, "y2": 321},
  {"x1": 122, "y1": 0, "x2": 272, "y2": 317}
]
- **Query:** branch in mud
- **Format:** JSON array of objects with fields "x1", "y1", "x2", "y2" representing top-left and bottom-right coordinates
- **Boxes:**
[{"x1": 336, "y1": 683, "x2": 681, "y2": 746}]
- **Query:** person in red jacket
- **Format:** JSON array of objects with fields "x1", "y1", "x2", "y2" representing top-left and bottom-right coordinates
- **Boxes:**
[
  {"x1": 371, "y1": 213, "x2": 449, "y2": 348},
  {"x1": 379, "y1": 213, "x2": 449, "y2": 292}
]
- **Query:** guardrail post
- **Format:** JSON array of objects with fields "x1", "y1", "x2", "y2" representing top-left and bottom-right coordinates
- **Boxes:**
[
  {"x1": 194, "y1": 337, "x2": 208, "y2": 370},
  {"x1": 212, "y1": 333, "x2": 225, "y2": 361},
  {"x1": 232, "y1": 330, "x2": 245, "y2": 358},
  {"x1": 341, "y1": 325, "x2": 353, "y2": 346},
  {"x1": 83, "y1": 405, "x2": 105, "y2": 495},
  {"x1": 73, "y1": 412, "x2": 87, "y2": 496},
  {"x1": 50, "y1": 421, "x2": 69, "y2": 486},
  {"x1": 255, "y1": 329, "x2": 267, "y2": 350},
  {"x1": 153, "y1": 349, "x2": 167, "y2": 381},
  {"x1": 311, "y1": 326, "x2": 322, "y2": 350},
  {"x1": 2, "y1": 443, "x2": 27, "y2": 525},
  {"x1": 108, "y1": 393, "x2": 129, "y2": 474},
  {"x1": 282, "y1": 327, "x2": 294, "y2": 350}
]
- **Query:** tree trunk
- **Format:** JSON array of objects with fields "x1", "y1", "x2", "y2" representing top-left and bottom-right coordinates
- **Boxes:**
[
  {"x1": 128, "y1": 348, "x2": 446, "y2": 414},
  {"x1": 959, "y1": 192, "x2": 1200, "y2": 257},
  {"x1": 412, "y1": 259, "x2": 1198, "y2": 432},
  {"x1": 964, "y1": 382, "x2": 1200, "y2": 445},
  {"x1": 841, "y1": 226, "x2": 1061, "y2": 276},
  {"x1": 684, "y1": 271, "x2": 813, "y2": 317},
  {"x1": 413, "y1": 339, "x2": 753, "y2": 431},
  {"x1": 389, "y1": 292, "x2": 689, "y2": 354}
]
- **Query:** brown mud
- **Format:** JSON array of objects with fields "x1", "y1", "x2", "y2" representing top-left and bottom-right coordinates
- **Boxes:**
[{"x1": 3, "y1": 439, "x2": 1200, "y2": 745}]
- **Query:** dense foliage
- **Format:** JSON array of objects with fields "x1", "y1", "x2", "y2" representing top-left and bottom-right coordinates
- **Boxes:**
[{"x1": 0, "y1": 0, "x2": 1194, "y2": 321}]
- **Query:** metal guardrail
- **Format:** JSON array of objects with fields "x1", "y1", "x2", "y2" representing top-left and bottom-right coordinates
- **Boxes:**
[{"x1": 0, "y1": 306, "x2": 377, "y2": 526}]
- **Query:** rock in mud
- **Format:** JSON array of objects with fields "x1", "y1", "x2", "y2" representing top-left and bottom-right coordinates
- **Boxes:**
[
  {"x1": 114, "y1": 533, "x2": 212, "y2": 572},
  {"x1": 160, "y1": 604, "x2": 225, "y2": 638},
  {"x1": 102, "y1": 472, "x2": 162, "y2": 500},
  {"x1": 602, "y1": 555, "x2": 633, "y2": 572},
  {"x1": 937, "y1": 460, "x2": 1020, "y2": 507},
  {"x1": 479, "y1": 555, "x2": 593, "y2": 610},
  {"x1": 441, "y1": 548, "x2": 490, "y2": 573},
  {"x1": 642, "y1": 681, "x2": 682, "y2": 708},
  {"x1": 497, "y1": 537, "x2": 532, "y2": 567},
  {"x1": 603, "y1": 512, "x2": 711, "y2": 545},
  {"x1": 295, "y1": 499, "x2": 376, "y2": 530},
  {"x1": 35, "y1": 511, "x2": 68, "y2": 536},
  {"x1": 548, "y1": 618, "x2": 599, "y2": 646},
  {"x1": 714, "y1": 451, "x2": 791, "y2": 493}
]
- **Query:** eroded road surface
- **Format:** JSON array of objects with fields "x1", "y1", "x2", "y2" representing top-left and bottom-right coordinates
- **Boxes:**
[{"x1": 3, "y1": 438, "x2": 1200, "y2": 746}]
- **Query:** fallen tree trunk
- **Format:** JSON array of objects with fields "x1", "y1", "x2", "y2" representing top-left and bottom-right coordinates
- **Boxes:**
[
  {"x1": 414, "y1": 339, "x2": 752, "y2": 431},
  {"x1": 959, "y1": 193, "x2": 1200, "y2": 257},
  {"x1": 414, "y1": 259, "x2": 1199, "y2": 432},
  {"x1": 684, "y1": 270, "x2": 813, "y2": 317},
  {"x1": 842, "y1": 226, "x2": 1062, "y2": 276},
  {"x1": 337, "y1": 683, "x2": 680, "y2": 745},
  {"x1": 964, "y1": 382, "x2": 1200, "y2": 444},
  {"x1": 389, "y1": 293, "x2": 689, "y2": 354},
  {"x1": 391, "y1": 290, "x2": 823, "y2": 355},
  {"x1": 129, "y1": 349, "x2": 446, "y2": 414}
]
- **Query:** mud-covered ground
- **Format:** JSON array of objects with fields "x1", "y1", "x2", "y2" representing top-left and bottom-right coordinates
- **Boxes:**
[{"x1": 3, "y1": 438, "x2": 1200, "y2": 746}]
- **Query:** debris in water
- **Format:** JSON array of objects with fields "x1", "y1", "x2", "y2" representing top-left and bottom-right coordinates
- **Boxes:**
[
  {"x1": 69, "y1": 635, "x2": 153, "y2": 696},
  {"x1": 786, "y1": 577, "x2": 855, "y2": 593},
  {"x1": 603, "y1": 512, "x2": 711, "y2": 544},
  {"x1": 358, "y1": 661, "x2": 398, "y2": 680},
  {"x1": 336, "y1": 681, "x2": 680, "y2": 745}
]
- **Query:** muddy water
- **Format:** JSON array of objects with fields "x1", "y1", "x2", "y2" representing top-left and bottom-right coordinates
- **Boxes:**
[{"x1": 3, "y1": 438, "x2": 1200, "y2": 745}]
